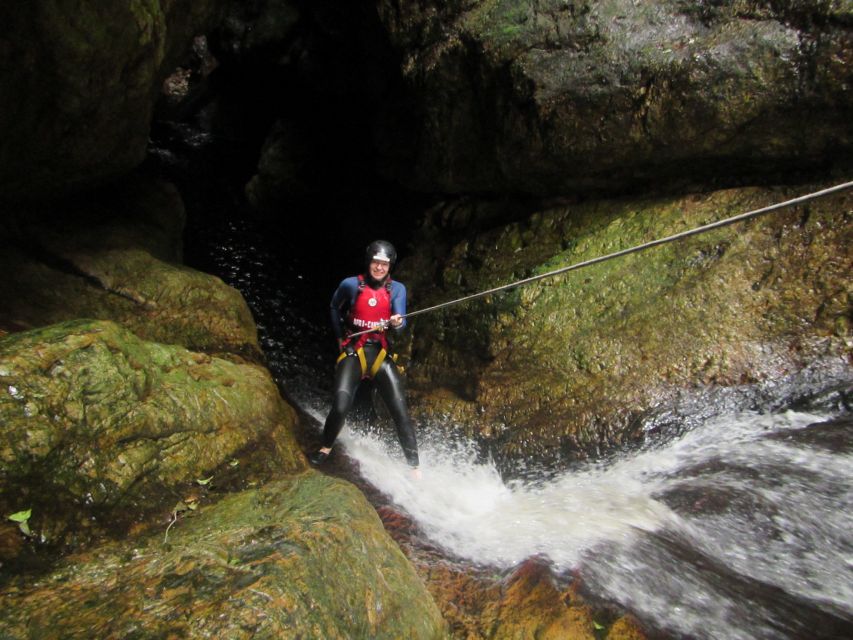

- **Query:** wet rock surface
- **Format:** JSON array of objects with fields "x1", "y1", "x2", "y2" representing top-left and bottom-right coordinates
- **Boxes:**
[
  {"x1": 373, "y1": 0, "x2": 853, "y2": 194},
  {"x1": 0, "y1": 173, "x2": 261, "y2": 358},
  {"x1": 0, "y1": 318, "x2": 303, "y2": 567},
  {"x1": 0, "y1": 473, "x2": 446, "y2": 640},
  {"x1": 399, "y1": 183, "x2": 853, "y2": 468},
  {"x1": 0, "y1": 319, "x2": 301, "y2": 505}
]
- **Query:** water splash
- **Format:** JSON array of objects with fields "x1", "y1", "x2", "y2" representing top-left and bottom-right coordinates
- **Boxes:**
[{"x1": 325, "y1": 410, "x2": 853, "y2": 639}]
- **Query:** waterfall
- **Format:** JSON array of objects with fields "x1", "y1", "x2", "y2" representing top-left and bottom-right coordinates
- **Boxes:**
[{"x1": 308, "y1": 408, "x2": 852, "y2": 640}]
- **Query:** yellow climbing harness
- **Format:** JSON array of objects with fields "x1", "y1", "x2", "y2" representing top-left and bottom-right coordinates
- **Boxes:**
[{"x1": 337, "y1": 346, "x2": 397, "y2": 379}]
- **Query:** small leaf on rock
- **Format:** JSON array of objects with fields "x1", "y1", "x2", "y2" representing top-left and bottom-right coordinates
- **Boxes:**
[{"x1": 8, "y1": 509, "x2": 31, "y2": 523}]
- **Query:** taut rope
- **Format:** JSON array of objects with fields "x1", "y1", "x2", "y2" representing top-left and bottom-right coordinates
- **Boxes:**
[{"x1": 347, "y1": 180, "x2": 853, "y2": 338}]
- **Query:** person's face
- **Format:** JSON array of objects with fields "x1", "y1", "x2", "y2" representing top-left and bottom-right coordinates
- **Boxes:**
[{"x1": 369, "y1": 259, "x2": 391, "y2": 280}]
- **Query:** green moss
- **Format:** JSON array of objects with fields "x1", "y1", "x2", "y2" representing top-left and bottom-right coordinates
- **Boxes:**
[
  {"x1": 462, "y1": 0, "x2": 538, "y2": 55},
  {"x1": 0, "y1": 319, "x2": 301, "y2": 508},
  {"x1": 128, "y1": 0, "x2": 165, "y2": 47},
  {"x1": 405, "y1": 184, "x2": 852, "y2": 460},
  {"x1": 0, "y1": 209, "x2": 260, "y2": 358},
  {"x1": 0, "y1": 474, "x2": 446, "y2": 639}
]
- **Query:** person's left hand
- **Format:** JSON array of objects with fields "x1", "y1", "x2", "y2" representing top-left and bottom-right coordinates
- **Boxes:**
[{"x1": 389, "y1": 314, "x2": 403, "y2": 328}]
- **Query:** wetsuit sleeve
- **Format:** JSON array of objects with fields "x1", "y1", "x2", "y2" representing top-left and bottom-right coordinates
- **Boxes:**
[
  {"x1": 390, "y1": 281, "x2": 408, "y2": 331},
  {"x1": 330, "y1": 277, "x2": 359, "y2": 341}
]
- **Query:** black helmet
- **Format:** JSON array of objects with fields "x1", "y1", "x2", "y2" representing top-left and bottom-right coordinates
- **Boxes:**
[{"x1": 365, "y1": 240, "x2": 397, "y2": 268}]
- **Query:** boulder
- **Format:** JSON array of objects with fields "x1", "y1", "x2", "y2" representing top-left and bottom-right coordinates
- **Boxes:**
[
  {"x1": 0, "y1": 174, "x2": 261, "y2": 358},
  {"x1": 376, "y1": 503, "x2": 643, "y2": 639},
  {"x1": 399, "y1": 182, "x2": 852, "y2": 465},
  {"x1": 374, "y1": 0, "x2": 853, "y2": 194},
  {"x1": 0, "y1": 0, "x2": 225, "y2": 200},
  {"x1": 0, "y1": 319, "x2": 302, "y2": 512},
  {"x1": 0, "y1": 473, "x2": 446, "y2": 639},
  {"x1": 436, "y1": 558, "x2": 598, "y2": 639}
]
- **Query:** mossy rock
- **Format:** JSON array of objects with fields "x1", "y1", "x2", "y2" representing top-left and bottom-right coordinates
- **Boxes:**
[
  {"x1": 401, "y1": 182, "x2": 852, "y2": 464},
  {"x1": 0, "y1": 472, "x2": 447, "y2": 639},
  {"x1": 0, "y1": 175, "x2": 260, "y2": 357},
  {"x1": 0, "y1": 319, "x2": 302, "y2": 510}
]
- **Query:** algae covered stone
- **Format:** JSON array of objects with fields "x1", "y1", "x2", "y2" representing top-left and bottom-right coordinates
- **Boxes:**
[
  {"x1": 0, "y1": 175, "x2": 260, "y2": 357},
  {"x1": 0, "y1": 319, "x2": 302, "y2": 508},
  {"x1": 401, "y1": 183, "x2": 852, "y2": 464},
  {"x1": 0, "y1": 472, "x2": 446, "y2": 640}
]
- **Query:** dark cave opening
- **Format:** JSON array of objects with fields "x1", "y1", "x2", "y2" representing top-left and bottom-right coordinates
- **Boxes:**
[
  {"x1": 141, "y1": 1, "x2": 442, "y2": 415},
  {"x1": 147, "y1": 0, "x2": 435, "y2": 296}
]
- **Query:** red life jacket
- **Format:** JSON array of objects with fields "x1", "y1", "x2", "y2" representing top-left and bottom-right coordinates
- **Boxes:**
[{"x1": 345, "y1": 274, "x2": 392, "y2": 352}]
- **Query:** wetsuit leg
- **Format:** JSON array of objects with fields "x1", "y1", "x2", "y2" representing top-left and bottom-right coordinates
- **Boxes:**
[
  {"x1": 321, "y1": 355, "x2": 363, "y2": 448},
  {"x1": 373, "y1": 359, "x2": 419, "y2": 466}
]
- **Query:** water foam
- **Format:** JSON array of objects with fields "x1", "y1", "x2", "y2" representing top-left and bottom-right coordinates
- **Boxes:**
[{"x1": 325, "y1": 409, "x2": 852, "y2": 639}]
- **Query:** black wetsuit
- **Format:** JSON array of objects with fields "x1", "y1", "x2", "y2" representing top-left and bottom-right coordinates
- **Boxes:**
[
  {"x1": 321, "y1": 277, "x2": 419, "y2": 466},
  {"x1": 321, "y1": 342, "x2": 419, "y2": 466}
]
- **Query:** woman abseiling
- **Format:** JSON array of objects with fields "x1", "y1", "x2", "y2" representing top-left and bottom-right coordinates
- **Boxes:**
[{"x1": 309, "y1": 240, "x2": 420, "y2": 475}]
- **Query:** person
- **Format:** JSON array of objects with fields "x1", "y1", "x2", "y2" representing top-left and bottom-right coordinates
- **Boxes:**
[{"x1": 309, "y1": 240, "x2": 420, "y2": 474}]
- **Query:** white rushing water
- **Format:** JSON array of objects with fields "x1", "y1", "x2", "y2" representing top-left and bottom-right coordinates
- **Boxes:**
[{"x1": 307, "y1": 407, "x2": 853, "y2": 639}]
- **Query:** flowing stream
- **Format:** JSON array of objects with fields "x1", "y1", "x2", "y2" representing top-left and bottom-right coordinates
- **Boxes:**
[
  {"x1": 172, "y1": 153, "x2": 853, "y2": 639},
  {"x1": 321, "y1": 408, "x2": 852, "y2": 640}
]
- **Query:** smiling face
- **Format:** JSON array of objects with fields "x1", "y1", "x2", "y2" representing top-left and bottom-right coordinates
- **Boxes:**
[{"x1": 369, "y1": 259, "x2": 391, "y2": 281}]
